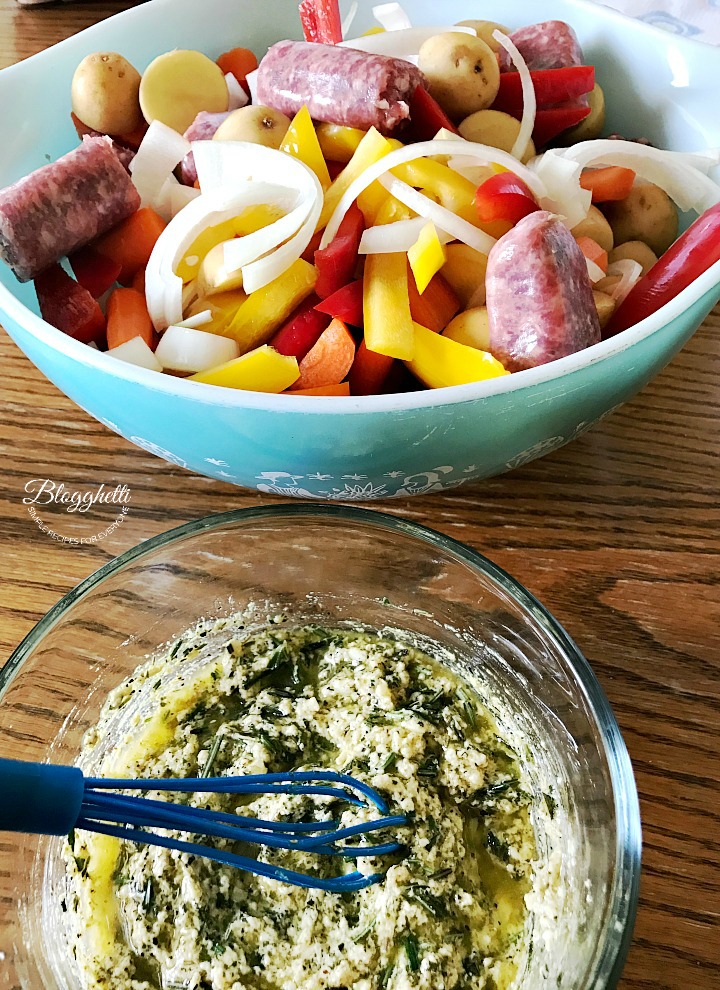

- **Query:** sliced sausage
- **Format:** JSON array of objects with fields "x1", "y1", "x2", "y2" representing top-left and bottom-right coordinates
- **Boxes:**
[
  {"x1": 256, "y1": 40, "x2": 426, "y2": 135},
  {"x1": 485, "y1": 210, "x2": 601, "y2": 371},
  {"x1": 499, "y1": 20, "x2": 585, "y2": 71},
  {"x1": 179, "y1": 110, "x2": 234, "y2": 186},
  {"x1": 0, "y1": 136, "x2": 141, "y2": 283}
]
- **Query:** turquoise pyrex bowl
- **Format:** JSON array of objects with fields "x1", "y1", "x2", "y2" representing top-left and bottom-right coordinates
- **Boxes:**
[{"x1": 1, "y1": 0, "x2": 719, "y2": 499}]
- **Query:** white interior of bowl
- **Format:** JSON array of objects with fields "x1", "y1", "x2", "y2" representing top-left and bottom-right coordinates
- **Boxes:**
[{"x1": 0, "y1": 0, "x2": 718, "y2": 413}]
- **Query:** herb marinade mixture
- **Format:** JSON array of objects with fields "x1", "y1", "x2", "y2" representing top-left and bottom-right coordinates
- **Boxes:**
[{"x1": 65, "y1": 622, "x2": 536, "y2": 990}]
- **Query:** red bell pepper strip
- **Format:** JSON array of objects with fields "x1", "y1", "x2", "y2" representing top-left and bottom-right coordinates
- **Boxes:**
[
  {"x1": 604, "y1": 202, "x2": 720, "y2": 338},
  {"x1": 407, "y1": 268, "x2": 461, "y2": 332},
  {"x1": 579, "y1": 166, "x2": 636, "y2": 203},
  {"x1": 314, "y1": 278, "x2": 364, "y2": 327},
  {"x1": 475, "y1": 173, "x2": 540, "y2": 225},
  {"x1": 532, "y1": 105, "x2": 591, "y2": 147},
  {"x1": 314, "y1": 202, "x2": 365, "y2": 299},
  {"x1": 35, "y1": 265, "x2": 106, "y2": 345},
  {"x1": 270, "y1": 295, "x2": 331, "y2": 360},
  {"x1": 408, "y1": 86, "x2": 459, "y2": 142},
  {"x1": 349, "y1": 339, "x2": 395, "y2": 395},
  {"x1": 69, "y1": 246, "x2": 122, "y2": 298},
  {"x1": 327, "y1": 160, "x2": 346, "y2": 181},
  {"x1": 492, "y1": 65, "x2": 595, "y2": 117},
  {"x1": 299, "y1": 0, "x2": 343, "y2": 44}
]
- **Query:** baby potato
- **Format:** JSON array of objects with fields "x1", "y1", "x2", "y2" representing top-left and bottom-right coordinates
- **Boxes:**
[
  {"x1": 609, "y1": 240, "x2": 658, "y2": 276},
  {"x1": 443, "y1": 307, "x2": 491, "y2": 350},
  {"x1": 455, "y1": 20, "x2": 510, "y2": 52},
  {"x1": 458, "y1": 109, "x2": 536, "y2": 163},
  {"x1": 602, "y1": 182, "x2": 678, "y2": 256},
  {"x1": 418, "y1": 32, "x2": 500, "y2": 122},
  {"x1": 592, "y1": 289, "x2": 616, "y2": 330},
  {"x1": 441, "y1": 243, "x2": 488, "y2": 307},
  {"x1": 139, "y1": 49, "x2": 229, "y2": 134},
  {"x1": 572, "y1": 204, "x2": 614, "y2": 254},
  {"x1": 557, "y1": 84, "x2": 605, "y2": 144},
  {"x1": 213, "y1": 106, "x2": 291, "y2": 148},
  {"x1": 71, "y1": 52, "x2": 143, "y2": 136}
]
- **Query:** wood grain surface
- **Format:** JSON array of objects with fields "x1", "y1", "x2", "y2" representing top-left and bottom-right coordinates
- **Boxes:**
[{"x1": 0, "y1": 3, "x2": 718, "y2": 987}]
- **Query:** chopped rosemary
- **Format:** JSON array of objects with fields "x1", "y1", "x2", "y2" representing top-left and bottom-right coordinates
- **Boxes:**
[
  {"x1": 417, "y1": 754, "x2": 440, "y2": 778},
  {"x1": 544, "y1": 791, "x2": 557, "y2": 819},
  {"x1": 381, "y1": 752, "x2": 399, "y2": 773},
  {"x1": 200, "y1": 735, "x2": 223, "y2": 778},
  {"x1": 351, "y1": 916, "x2": 377, "y2": 943},
  {"x1": 486, "y1": 831, "x2": 511, "y2": 863},
  {"x1": 428, "y1": 867, "x2": 452, "y2": 882},
  {"x1": 402, "y1": 932, "x2": 421, "y2": 972},
  {"x1": 405, "y1": 886, "x2": 448, "y2": 918}
]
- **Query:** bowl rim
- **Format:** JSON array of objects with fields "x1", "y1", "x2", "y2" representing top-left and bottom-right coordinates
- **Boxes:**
[
  {"x1": 0, "y1": 503, "x2": 642, "y2": 989},
  {"x1": 0, "y1": 0, "x2": 719, "y2": 414}
]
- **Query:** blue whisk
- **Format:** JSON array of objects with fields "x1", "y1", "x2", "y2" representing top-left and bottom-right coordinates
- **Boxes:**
[{"x1": 0, "y1": 758, "x2": 408, "y2": 891}]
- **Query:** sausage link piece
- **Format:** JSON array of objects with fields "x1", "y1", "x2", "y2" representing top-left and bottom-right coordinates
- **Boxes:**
[
  {"x1": 180, "y1": 110, "x2": 234, "y2": 186},
  {"x1": 486, "y1": 211, "x2": 600, "y2": 371},
  {"x1": 257, "y1": 40, "x2": 426, "y2": 136},
  {"x1": 0, "y1": 136, "x2": 141, "y2": 282},
  {"x1": 499, "y1": 20, "x2": 584, "y2": 71}
]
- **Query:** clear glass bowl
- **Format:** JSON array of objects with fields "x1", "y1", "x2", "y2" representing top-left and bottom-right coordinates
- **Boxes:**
[{"x1": 0, "y1": 505, "x2": 641, "y2": 990}]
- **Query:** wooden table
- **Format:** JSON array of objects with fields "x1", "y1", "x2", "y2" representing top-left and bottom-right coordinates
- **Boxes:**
[{"x1": 1, "y1": 3, "x2": 719, "y2": 987}]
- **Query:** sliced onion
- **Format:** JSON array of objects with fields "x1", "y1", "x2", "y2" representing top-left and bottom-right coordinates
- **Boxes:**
[
  {"x1": 586, "y1": 258, "x2": 606, "y2": 283},
  {"x1": 107, "y1": 336, "x2": 163, "y2": 372},
  {"x1": 129, "y1": 120, "x2": 190, "y2": 209},
  {"x1": 245, "y1": 68, "x2": 259, "y2": 105},
  {"x1": 342, "y1": 0, "x2": 359, "y2": 37},
  {"x1": 225, "y1": 72, "x2": 249, "y2": 111},
  {"x1": 606, "y1": 259, "x2": 643, "y2": 304},
  {"x1": 153, "y1": 174, "x2": 180, "y2": 222},
  {"x1": 339, "y1": 25, "x2": 475, "y2": 62},
  {"x1": 320, "y1": 138, "x2": 547, "y2": 249},
  {"x1": 492, "y1": 30, "x2": 535, "y2": 163},
  {"x1": 530, "y1": 153, "x2": 591, "y2": 229},
  {"x1": 155, "y1": 325, "x2": 239, "y2": 373},
  {"x1": 146, "y1": 182, "x2": 300, "y2": 329},
  {"x1": 378, "y1": 174, "x2": 496, "y2": 254},
  {"x1": 223, "y1": 193, "x2": 305, "y2": 270},
  {"x1": 548, "y1": 140, "x2": 720, "y2": 214},
  {"x1": 359, "y1": 217, "x2": 453, "y2": 254},
  {"x1": 146, "y1": 144, "x2": 324, "y2": 326},
  {"x1": 177, "y1": 309, "x2": 213, "y2": 329},
  {"x1": 373, "y1": 3, "x2": 412, "y2": 30},
  {"x1": 169, "y1": 183, "x2": 201, "y2": 217}
]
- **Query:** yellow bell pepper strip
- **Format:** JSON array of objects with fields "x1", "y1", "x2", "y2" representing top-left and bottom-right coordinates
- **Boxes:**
[
  {"x1": 176, "y1": 205, "x2": 285, "y2": 284},
  {"x1": 316, "y1": 122, "x2": 367, "y2": 163},
  {"x1": 281, "y1": 105, "x2": 332, "y2": 190},
  {"x1": 318, "y1": 127, "x2": 402, "y2": 231},
  {"x1": 408, "y1": 222, "x2": 447, "y2": 295},
  {"x1": 406, "y1": 322, "x2": 508, "y2": 388},
  {"x1": 190, "y1": 345, "x2": 300, "y2": 392},
  {"x1": 391, "y1": 159, "x2": 510, "y2": 240},
  {"x1": 188, "y1": 287, "x2": 248, "y2": 336},
  {"x1": 175, "y1": 218, "x2": 238, "y2": 283},
  {"x1": 224, "y1": 258, "x2": 317, "y2": 353},
  {"x1": 363, "y1": 252, "x2": 414, "y2": 361}
]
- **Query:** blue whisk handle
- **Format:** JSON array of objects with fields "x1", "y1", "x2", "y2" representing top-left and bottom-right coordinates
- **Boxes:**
[{"x1": 0, "y1": 758, "x2": 84, "y2": 836}]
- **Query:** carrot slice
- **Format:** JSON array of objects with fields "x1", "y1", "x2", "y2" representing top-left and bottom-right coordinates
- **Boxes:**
[
  {"x1": 292, "y1": 318, "x2": 356, "y2": 390},
  {"x1": 407, "y1": 268, "x2": 461, "y2": 332},
  {"x1": 575, "y1": 235, "x2": 608, "y2": 273},
  {"x1": 349, "y1": 340, "x2": 395, "y2": 395},
  {"x1": 289, "y1": 382, "x2": 351, "y2": 396},
  {"x1": 131, "y1": 268, "x2": 146, "y2": 296},
  {"x1": 579, "y1": 166, "x2": 636, "y2": 203},
  {"x1": 216, "y1": 47, "x2": 259, "y2": 94},
  {"x1": 106, "y1": 287, "x2": 155, "y2": 349},
  {"x1": 94, "y1": 208, "x2": 167, "y2": 284}
]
